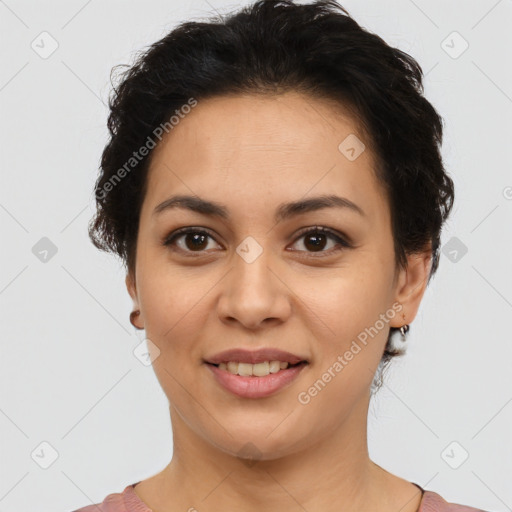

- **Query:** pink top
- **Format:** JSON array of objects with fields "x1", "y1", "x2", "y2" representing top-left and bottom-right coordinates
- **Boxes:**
[{"x1": 71, "y1": 481, "x2": 491, "y2": 511}]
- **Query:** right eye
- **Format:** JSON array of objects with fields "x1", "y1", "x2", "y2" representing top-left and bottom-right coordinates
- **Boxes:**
[{"x1": 162, "y1": 227, "x2": 222, "y2": 254}]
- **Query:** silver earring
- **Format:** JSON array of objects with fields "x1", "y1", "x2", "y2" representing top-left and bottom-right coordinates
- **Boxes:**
[{"x1": 399, "y1": 308, "x2": 409, "y2": 340}]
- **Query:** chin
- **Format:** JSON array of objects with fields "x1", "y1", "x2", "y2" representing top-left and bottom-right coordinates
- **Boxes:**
[{"x1": 210, "y1": 428, "x2": 309, "y2": 464}]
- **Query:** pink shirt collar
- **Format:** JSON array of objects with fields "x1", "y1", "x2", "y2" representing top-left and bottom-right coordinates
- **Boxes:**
[{"x1": 73, "y1": 481, "x2": 487, "y2": 511}]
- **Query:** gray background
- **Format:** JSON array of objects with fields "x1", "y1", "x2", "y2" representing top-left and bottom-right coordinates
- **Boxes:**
[{"x1": 1, "y1": 1, "x2": 511, "y2": 511}]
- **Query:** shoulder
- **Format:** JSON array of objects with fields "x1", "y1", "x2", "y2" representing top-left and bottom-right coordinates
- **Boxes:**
[
  {"x1": 421, "y1": 489, "x2": 494, "y2": 512},
  {"x1": 69, "y1": 482, "x2": 150, "y2": 512}
]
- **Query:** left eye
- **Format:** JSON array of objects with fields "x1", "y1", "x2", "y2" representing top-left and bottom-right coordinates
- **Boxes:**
[
  {"x1": 163, "y1": 226, "x2": 351, "y2": 256},
  {"x1": 289, "y1": 226, "x2": 351, "y2": 256}
]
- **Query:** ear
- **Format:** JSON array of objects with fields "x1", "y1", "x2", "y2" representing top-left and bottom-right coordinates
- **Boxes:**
[
  {"x1": 390, "y1": 248, "x2": 432, "y2": 328},
  {"x1": 126, "y1": 271, "x2": 144, "y2": 329}
]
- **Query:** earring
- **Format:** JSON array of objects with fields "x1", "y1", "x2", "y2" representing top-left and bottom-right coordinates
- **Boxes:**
[
  {"x1": 399, "y1": 310, "x2": 409, "y2": 340},
  {"x1": 130, "y1": 310, "x2": 144, "y2": 330}
]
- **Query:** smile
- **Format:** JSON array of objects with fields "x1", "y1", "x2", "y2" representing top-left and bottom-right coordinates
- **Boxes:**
[
  {"x1": 219, "y1": 360, "x2": 294, "y2": 376},
  {"x1": 205, "y1": 360, "x2": 308, "y2": 398}
]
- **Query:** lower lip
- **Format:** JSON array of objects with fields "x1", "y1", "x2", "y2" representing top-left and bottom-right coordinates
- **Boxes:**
[{"x1": 205, "y1": 362, "x2": 308, "y2": 399}]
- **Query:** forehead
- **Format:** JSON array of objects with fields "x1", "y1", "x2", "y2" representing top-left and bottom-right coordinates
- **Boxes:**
[{"x1": 143, "y1": 92, "x2": 387, "y2": 222}]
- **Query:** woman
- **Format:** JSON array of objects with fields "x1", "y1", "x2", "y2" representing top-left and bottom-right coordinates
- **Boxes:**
[{"x1": 74, "y1": 1, "x2": 489, "y2": 510}]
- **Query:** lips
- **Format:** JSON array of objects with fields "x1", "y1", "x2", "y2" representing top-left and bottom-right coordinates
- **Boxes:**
[
  {"x1": 206, "y1": 361, "x2": 308, "y2": 398},
  {"x1": 204, "y1": 348, "x2": 308, "y2": 366}
]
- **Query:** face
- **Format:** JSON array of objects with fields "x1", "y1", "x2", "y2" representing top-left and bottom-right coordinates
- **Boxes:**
[{"x1": 127, "y1": 92, "x2": 430, "y2": 461}]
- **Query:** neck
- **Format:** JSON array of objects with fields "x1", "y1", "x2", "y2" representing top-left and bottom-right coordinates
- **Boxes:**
[{"x1": 150, "y1": 390, "x2": 396, "y2": 512}]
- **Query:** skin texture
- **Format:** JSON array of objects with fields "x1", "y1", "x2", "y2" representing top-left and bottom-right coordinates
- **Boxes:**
[{"x1": 126, "y1": 92, "x2": 431, "y2": 512}]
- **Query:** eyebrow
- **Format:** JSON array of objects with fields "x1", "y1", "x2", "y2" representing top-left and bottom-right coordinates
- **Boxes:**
[{"x1": 153, "y1": 193, "x2": 366, "y2": 222}]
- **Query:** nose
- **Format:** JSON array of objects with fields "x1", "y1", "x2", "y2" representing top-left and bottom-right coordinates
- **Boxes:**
[{"x1": 216, "y1": 244, "x2": 291, "y2": 330}]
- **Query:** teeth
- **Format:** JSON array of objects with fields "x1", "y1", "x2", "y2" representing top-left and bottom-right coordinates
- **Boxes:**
[
  {"x1": 238, "y1": 362, "x2": 253, "y2": 377},
  {"x1": 217, "y1": 360, "x2": 292, "y2": 377},
  {"x1": 253, "y1": 361, "x2": 269, "y2": 377},
  {"x1": 226, "y1": 361, "x2": 238, "y2": 374},
  {"x1": 269, "y1": 361, "x2": 281, "y2": 373}
]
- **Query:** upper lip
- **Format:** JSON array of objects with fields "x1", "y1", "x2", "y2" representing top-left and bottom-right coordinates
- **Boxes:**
[{"x1": 204, "y1": 348, "x2": 308, "y2": 365}]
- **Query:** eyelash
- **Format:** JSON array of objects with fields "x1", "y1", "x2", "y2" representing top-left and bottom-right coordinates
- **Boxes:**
[{"x1": 162, "y1": 226, "x2": 352, "y2": 258}]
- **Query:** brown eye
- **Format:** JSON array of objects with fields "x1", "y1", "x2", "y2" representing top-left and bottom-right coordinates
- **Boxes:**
[
  {"x1": 289, "y1": 226, "x2": 351, "y2": 256},
  {"x1": 163, "y1": 228, "x2": 221, "y2": 253},
  {"x1": 182, "y1": 232, "x2": 209, "y2": 251},
  {"x1": 163, "y1": 225, "x2": 351, "y2": 258},
  {"x1": 302, "y1": 232, "x2": 329, "y2": 251}
]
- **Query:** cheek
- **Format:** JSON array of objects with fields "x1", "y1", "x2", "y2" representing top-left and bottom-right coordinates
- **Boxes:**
[
  {"x1": 306, "y1": 264, "x2": 391, "y2": 350},
  {"x1": 137, "y1": 268, "x2": 228, "y2": 401},
  {"x1": 139, "y1": 263, "x2": 212, "y2": 335},
  {"x1": 297, "y1": 267, "x2": 393, "y2": 415},
  {"x1": 139, "y1": 275, "x2": 211, "y2": 410},
  {"x1": 295, "y1": 275, "x2": 391, "y2": 426}
]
